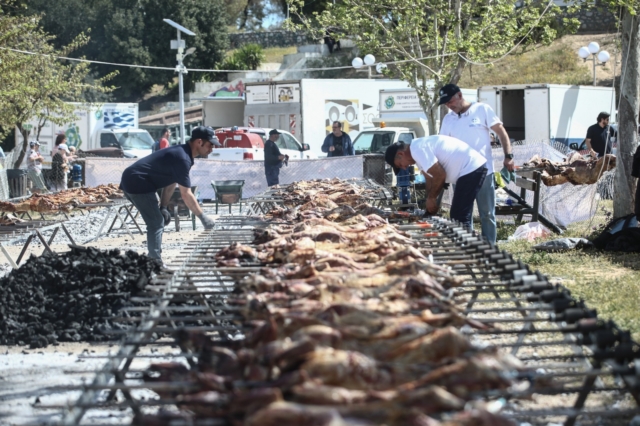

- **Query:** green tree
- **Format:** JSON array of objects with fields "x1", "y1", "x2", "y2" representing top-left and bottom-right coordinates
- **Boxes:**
[
  {"x1": 288, "y1": 0, "x2": 579, "y2": 133},
  {"x1": 0, "y1": 8, "x2": 114, "y2": 168},
  {"x1": 19, "y1": 0, "x2": 229, "y2": 100},
  {"x1": 235, "y1": 43, "x2": 266, "y2": 70}
]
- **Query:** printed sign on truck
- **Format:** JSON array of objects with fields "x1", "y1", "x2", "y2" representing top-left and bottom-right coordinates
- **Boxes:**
[
  {"x1": 246, "y1": 85, "x2": 271, "y2": 104},
  {"x1": 380, "y1": 91, "x2": 422, "y2": 112},
  {"x1": 325, "y1": 99, "x2": 360, "y2": 135},
  {"x1": 275, "y1": 84, "x2": 300, "y2": 103}
]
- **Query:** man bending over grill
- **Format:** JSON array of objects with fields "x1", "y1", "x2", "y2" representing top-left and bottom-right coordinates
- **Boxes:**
[
  {"x1": 120, "y1": 126, "x2": 220, "y2": 261},
  {"x1": 385, "y1": 135, "x2": 487, "y2": 229}
]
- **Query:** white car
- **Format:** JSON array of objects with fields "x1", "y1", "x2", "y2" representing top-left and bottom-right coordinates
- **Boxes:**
[
  {"x1": 249, "y1": 128, "x2": 317, "y2": 160},
  {"x1": 208, "y1": 127, "x2": 317, "y2": 161}
]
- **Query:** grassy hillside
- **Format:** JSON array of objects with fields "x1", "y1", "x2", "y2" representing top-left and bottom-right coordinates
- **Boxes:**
[{"x1": 458, "y1": 44, "x2": 593, "y2": 87}]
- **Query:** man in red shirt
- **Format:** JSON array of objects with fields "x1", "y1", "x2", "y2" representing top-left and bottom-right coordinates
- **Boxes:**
[{"x1": 159, "y1": 127, "x2": 171, "y2": 150}]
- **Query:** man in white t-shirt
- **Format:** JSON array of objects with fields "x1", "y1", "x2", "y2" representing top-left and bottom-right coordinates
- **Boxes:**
[
  {"x1": 438, "y1": 84, "x2": 514, "y2": 245},
  {"x1": 385, "y1": 135, "x2": 487, "y2": 229}
]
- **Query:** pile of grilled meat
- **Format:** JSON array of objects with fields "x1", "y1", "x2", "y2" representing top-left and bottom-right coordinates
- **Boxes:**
[
  {"x1": 138, "y1": 180, "x2": 528, "y2": 426},
  {"x1": 0, "y1": 183, "x2": 123, "y2": 213}
]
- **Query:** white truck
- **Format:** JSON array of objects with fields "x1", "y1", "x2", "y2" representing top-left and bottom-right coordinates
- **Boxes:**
[
  {"x1": 201, "y1": 78, "x2": 414, "y2": 158},
  {"x1": 17, "y1": 103, "x2": 154, "y2": 167},
  {"x1": 477, "y1": 84, "x2": 616, "y2": 146},
  {"x1": 353, "y1": 118, "x2": 429, "y2": 186},
  {"x1": 379, "y1": 87, "x2": 478, "y2": 124}
]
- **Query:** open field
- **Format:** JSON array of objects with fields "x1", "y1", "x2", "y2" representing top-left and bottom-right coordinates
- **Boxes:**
[{"x1": 496, "y1": 201, "x2": 640, "y2": 341}]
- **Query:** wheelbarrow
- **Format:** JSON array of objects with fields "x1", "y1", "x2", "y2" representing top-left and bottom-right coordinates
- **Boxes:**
[
  {"x1": 164, "y1": 186, "x2": 199, "y2": 231},
  {"x1": 211, "y1": 180, "x2": 245, "y2": 214}
]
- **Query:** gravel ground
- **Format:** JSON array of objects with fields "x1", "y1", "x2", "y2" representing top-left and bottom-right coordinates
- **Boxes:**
[{"x1": 0, "y1": 202, "x2": 243, "y2": 425}]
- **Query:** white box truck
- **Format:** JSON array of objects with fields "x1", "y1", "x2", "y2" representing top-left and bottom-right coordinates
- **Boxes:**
[
  {"x1": 202, "y1": 79, "x2": 413, "y2": 158},
  {"x1": 17, "y1": 103, "x2": 154, "y2": 167},
  {"x1": 477, "y1": 84, "x2": 616, "y2": 146},
  {"x1": 378, "y1": 87, "x2": 478, "y2": 124}
]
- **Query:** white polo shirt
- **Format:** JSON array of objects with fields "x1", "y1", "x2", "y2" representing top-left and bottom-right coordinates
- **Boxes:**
[
  {"x1": 410, "y1": 135, "x2": 486, "y2": 184},
  {"x1": 439, "y1": 102, "x2": 501, "y2": 173}
]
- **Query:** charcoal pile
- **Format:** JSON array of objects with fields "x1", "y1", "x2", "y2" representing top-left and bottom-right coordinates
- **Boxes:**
[
  {"x1": 0, "y1": 246, "x2": 161, "y2": 348},
  {"x1": 137, "y1": 180, "x2": 525, "y2": 426}
]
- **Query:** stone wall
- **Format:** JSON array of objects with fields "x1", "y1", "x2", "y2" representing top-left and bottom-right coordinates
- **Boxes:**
[
  {"x1": 565, "y1": 6, "x2": 618, "y2": 33},
  {"x1": 229, "y1": 31, "x2": 315, "y2": 49}
]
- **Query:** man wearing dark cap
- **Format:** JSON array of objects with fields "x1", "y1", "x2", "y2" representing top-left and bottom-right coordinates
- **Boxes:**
[
  {"x1": 264, "y1": 129, "x2": 287, "y2": 187},
  {"x1": 120, "y1": 126, "x2": 220, "y2": 261},
  {"x1": 585, "y1": 112, "x2": 616, "y2": 158},
  {"x1": 438, "y1": 83, "x2": 513, "y2": 245},
  {"x1": 385, "y1": 135, "x2": 487, "y2": 229}
]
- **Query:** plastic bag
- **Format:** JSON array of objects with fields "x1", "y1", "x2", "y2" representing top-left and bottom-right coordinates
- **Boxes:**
[
  {"x1": 508, "y1": 222, "x2": 552, "y2": 242},
  {"x1": 533, "y1": 238, "x2": 593, "y2": 252}
]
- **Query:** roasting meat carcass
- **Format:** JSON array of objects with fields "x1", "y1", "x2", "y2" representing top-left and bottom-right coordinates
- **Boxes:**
[
  {"x1": 523, "y1": 153, "x2": 616, "y2": 186},
  {"x1": 140, "y1": 179, "x2": 528, "y2": 426},
  {"x1": 0, "y1": 183, "x2": 123, "y2": 213}
]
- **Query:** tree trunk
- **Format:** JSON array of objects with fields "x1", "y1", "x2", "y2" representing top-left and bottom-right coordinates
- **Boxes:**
[
  {"x1": 614, "y1": 9, "x2": 640, "y2": 218},
  {"x1": 13, "y1": 128, "x2": 29, "y2": 169}
]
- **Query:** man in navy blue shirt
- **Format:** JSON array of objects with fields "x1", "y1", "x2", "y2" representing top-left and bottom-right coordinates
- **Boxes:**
[
  {"x1": 264, "y1": 129, "x2": 286, "y2": 186},
  {"x1": 120, "y1": 126, "x2": 220, "y2": 261}
]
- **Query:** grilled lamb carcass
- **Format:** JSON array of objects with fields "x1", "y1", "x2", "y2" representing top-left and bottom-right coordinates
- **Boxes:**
[
  {"x1": 524, "y1": 153, "x2": 616, "y2": 186},
  {"x1": 399, "y1": 351, "x2": 524, "y2": 398}
]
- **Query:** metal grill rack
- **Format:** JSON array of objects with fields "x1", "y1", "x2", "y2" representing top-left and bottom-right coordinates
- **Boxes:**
[
  {"x1": 52, "y1": 212, "x2": 640, "y2": 426},
  {"x1": 0, "y1": 219, "x2": 77, "y2": 268},
  {"x1": 247, "y1": 178, "x2": 393, "y2": 214}
]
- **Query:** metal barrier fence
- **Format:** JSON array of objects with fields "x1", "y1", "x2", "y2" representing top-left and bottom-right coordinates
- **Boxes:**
[{"x1": 85, "y1": 156, "x2": 367, "y2": 200}]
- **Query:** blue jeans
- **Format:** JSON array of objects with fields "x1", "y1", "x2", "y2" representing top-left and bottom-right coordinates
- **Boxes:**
[
  {"x1": 450, "y1": 166, "x2": 487, "y2": 230},
  {"x1": 265, "y1": 165, "x2": 280, "y2": 187},
  {"x1": 124, "y1": 191, "x2": 164, "y2": 261},
  {"x1": 476, "y1": 173, "x2": 497, "y2": 245}
]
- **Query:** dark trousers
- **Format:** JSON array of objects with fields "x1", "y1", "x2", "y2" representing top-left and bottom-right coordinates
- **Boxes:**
[
  {"x1": 450, "y1": 166, "x2": 487, "y2": 229},
  {"x1": 635, "y1": 179, "x2": 640, "y2": 221},
  {"x1": 124, "y1": 191, "x2": 164, "y2": 261},
  {"x1": 265, "y1": 165, "x2": 280, "y2": 187}
]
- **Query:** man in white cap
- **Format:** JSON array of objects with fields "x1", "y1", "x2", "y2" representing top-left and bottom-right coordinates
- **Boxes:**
[{"x1": 438, "y1": 83, "x2": 514, "y2": 245}]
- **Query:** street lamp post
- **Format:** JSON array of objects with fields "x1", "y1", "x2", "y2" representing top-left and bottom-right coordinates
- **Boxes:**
[
  {"x1": 164, "y1": 19, "x2": 196, "y2": 144},
  {"x1": 352, "y1": 54, "x2": 386, "y2": 78},
  {"x1": 577, "y1": 42, "x2": 610, "y2": 86}
]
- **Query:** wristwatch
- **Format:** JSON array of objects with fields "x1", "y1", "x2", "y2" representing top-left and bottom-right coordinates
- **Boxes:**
[{"x1": 505, "y1": 153, "x2": 514, "y2": 159}]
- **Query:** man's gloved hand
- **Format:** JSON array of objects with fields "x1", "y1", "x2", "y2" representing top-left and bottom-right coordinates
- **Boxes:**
[
  {"x1": 198, "y1": 213, "x2": 215, "y2": 230},
  {"x1": 283, "y1": 154, "x2": 289, "y2": 167},
  {"x1": 160, "y1": 207, "x2": 171, "y2": 226},
  {"x1": 413, "y1": 209, "x2": 426, "y2": 217}
]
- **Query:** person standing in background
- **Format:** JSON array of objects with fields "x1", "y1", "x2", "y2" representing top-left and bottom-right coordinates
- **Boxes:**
[
  {"x1": 159, "y1": 127, "x2": 171, "y2": 149},
  {"x1": 585, "y1": 112, "x2": 616, "y2": 158},
  {"x1": 322, "y1": 121, "x2": 354, "y2": 157},
  {"x1": 27, "y1": 141, "x2": 48, "y2": 193},
  {"x1": 51, "y1": 134, "x2": 75, "y2": 192},
  {"x1": 264, "y1": 129, "x2": 286, "y2": 187},
  {"x1": 438, "y1": 84, "x2": 514, "y2": 246}
]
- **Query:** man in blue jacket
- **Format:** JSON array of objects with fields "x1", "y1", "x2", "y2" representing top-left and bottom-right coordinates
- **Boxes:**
[{"x1": 322, "y1": 121, "x2": 354, "y2": 157}]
